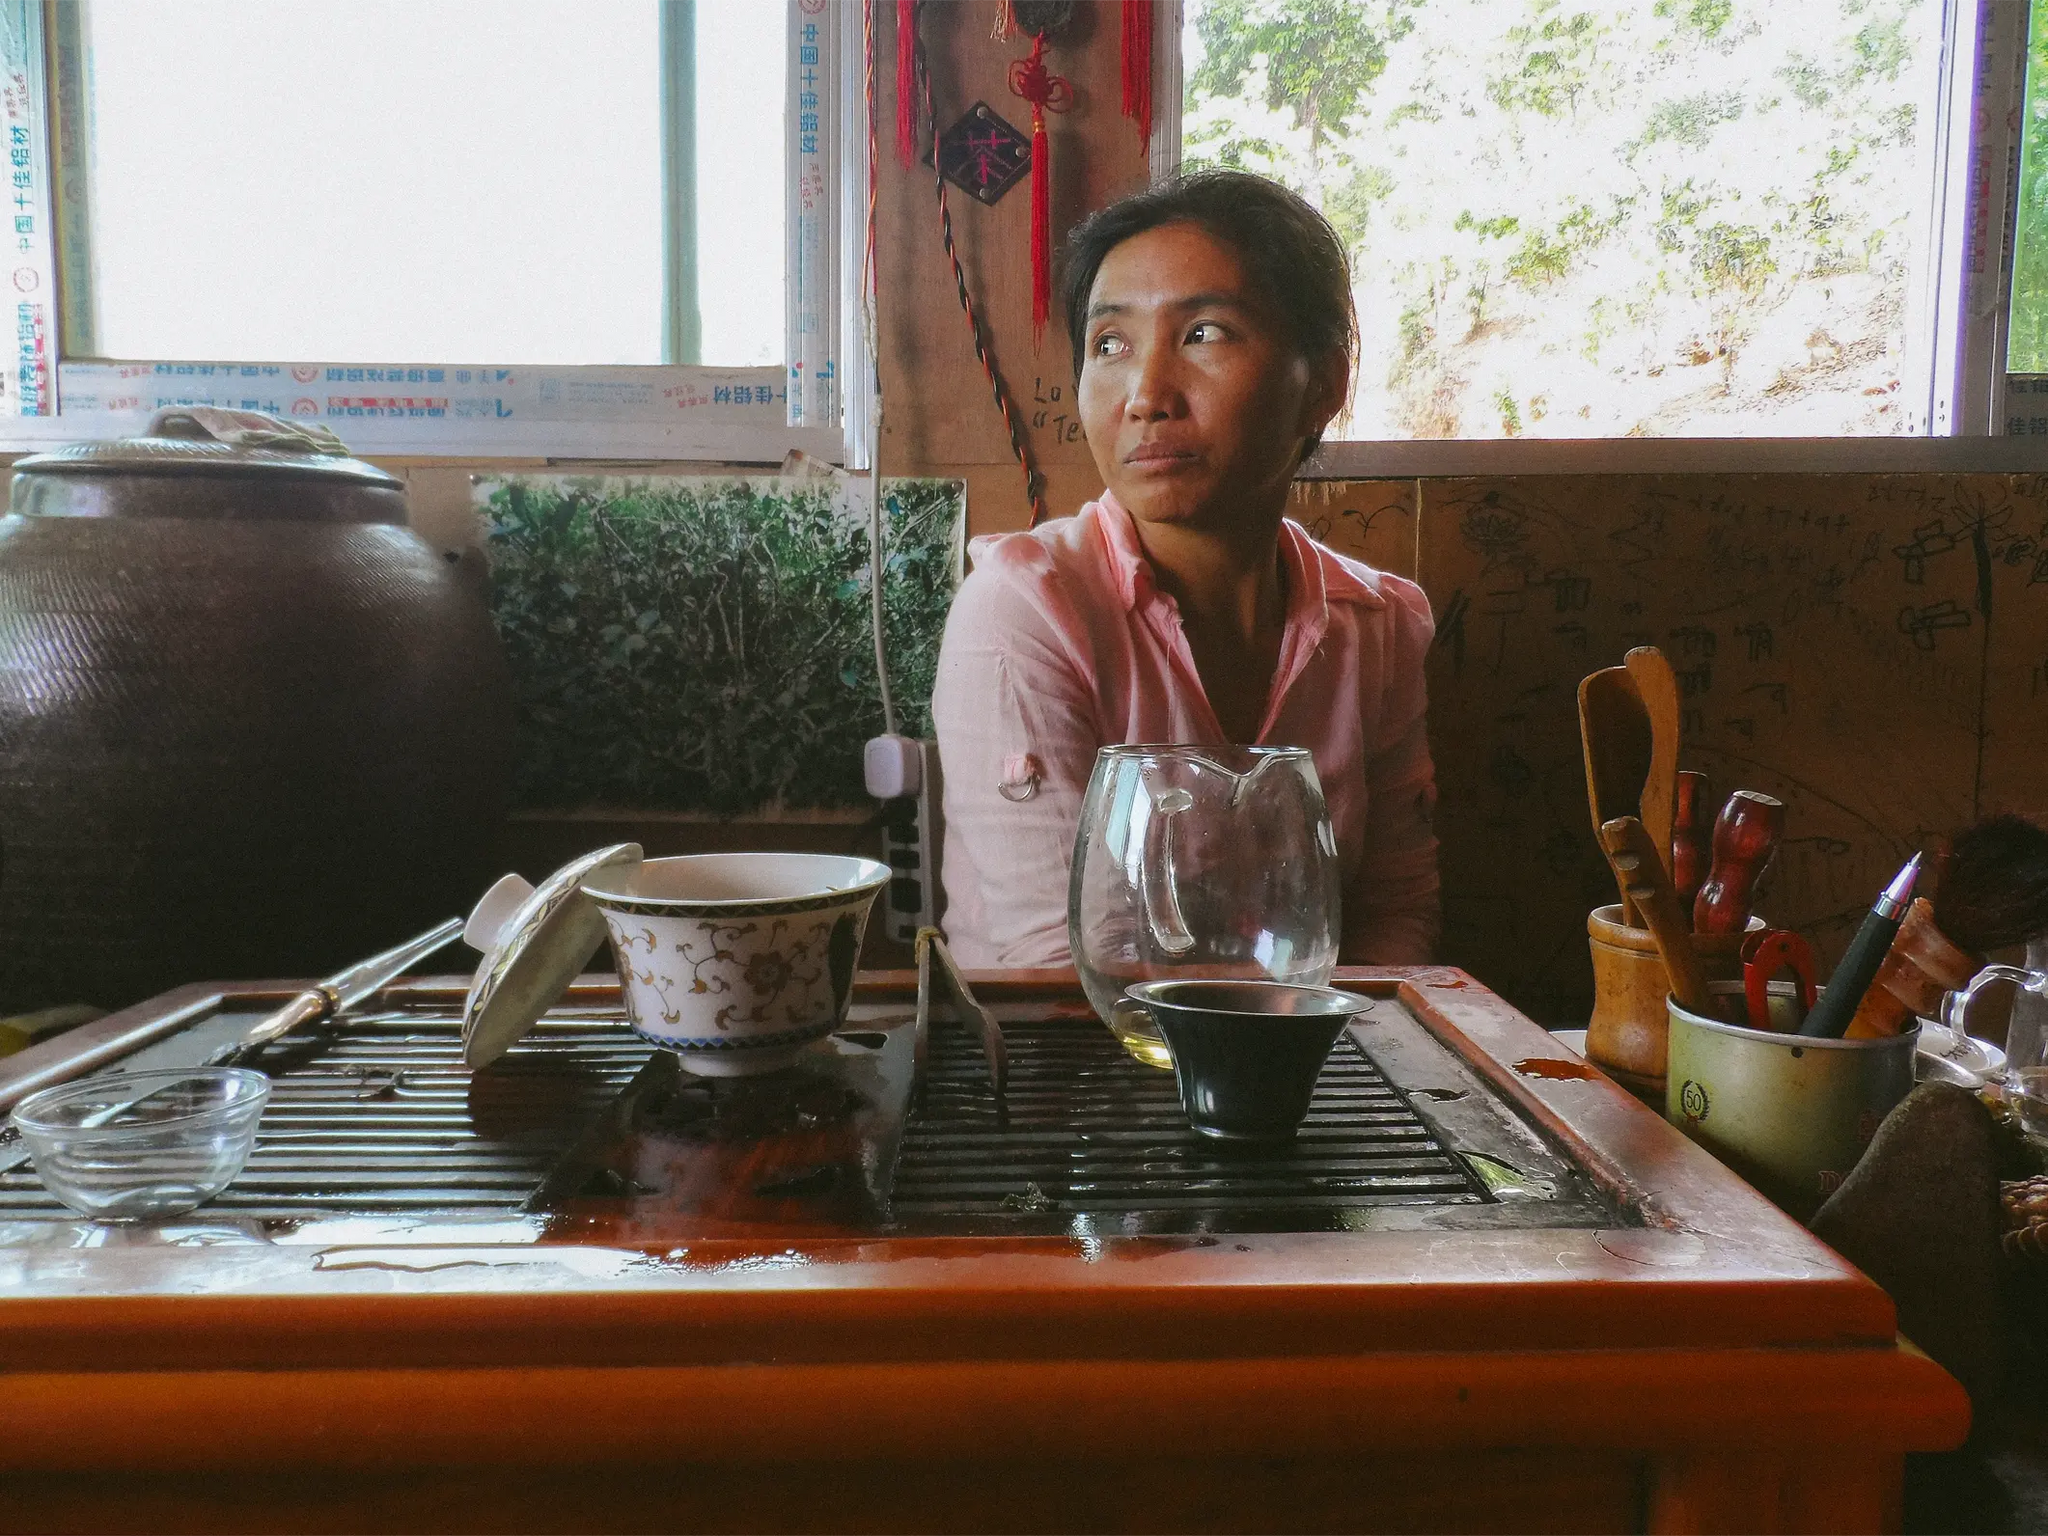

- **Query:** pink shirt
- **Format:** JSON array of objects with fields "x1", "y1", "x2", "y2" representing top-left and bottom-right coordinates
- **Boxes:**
[{"x1": 931, "y1": 494, "x2": 1440, "y2": 969}]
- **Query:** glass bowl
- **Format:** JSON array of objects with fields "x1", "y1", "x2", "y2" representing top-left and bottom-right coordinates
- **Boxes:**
[{"x1": 8, "y1": 1068, "x2": 270, "y2": 1221}]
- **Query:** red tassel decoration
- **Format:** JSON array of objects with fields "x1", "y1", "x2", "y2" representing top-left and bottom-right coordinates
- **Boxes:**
[
  {"x1": 1008, "y1": 31, "x2": 1070, "y2": 347},
  {"x1": 895, "y1": 0, "x2": 918, "y2": 168},
  {"x1": 1120, "y1": 0, "x2": 1153, "y2": 153}
]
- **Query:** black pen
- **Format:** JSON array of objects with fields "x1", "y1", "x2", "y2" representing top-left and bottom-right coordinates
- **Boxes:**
[{"x1": 1799, "y1": 854, "x2": 1921, "y2": 1039}]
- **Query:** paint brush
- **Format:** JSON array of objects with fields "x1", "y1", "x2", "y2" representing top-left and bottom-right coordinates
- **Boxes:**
[{"x1": 1799, "y1": 854, "x2": 1922, "y2": 1039}]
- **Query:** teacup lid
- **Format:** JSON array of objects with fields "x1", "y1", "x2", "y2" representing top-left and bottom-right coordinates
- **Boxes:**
[{"x1": 462, "y1": 843, "x2": 644, "y2": 1070}]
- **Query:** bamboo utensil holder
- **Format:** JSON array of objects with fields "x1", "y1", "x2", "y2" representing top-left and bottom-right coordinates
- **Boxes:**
[{"x1": 1587, "y1": 903, "x2": 1760, "y2": 1100}]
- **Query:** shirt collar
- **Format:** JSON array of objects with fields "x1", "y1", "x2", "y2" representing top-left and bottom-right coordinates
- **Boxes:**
[{"x1": 1092, "y1": 491, "x2": 1388, "y2": 616}]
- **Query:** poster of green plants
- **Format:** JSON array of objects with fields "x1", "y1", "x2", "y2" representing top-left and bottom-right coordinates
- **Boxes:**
[{"x1": 476, "y1": 474, "x2": 964, "y2": 815}]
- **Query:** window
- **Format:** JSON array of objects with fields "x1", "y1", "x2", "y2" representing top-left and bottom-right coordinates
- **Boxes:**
[
  {"x1": 0, "y1": 0, "x2": 855, "y2": 459},
  {"x1": 1178, "y1": 0, "x2": 2023, "y2": 445},
  {"x1": 2011, "y1": 2, "x2": 2048, "y2": 371}
]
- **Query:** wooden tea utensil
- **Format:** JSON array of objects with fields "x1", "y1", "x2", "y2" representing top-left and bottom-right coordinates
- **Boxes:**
[
  {"x1": 1693, "y1": 791, "x2": 1784, "y2": 937},
  {"x1": 1624, "y1": 647, "x2": 1681, "y2": 878},
  {"x1": 1671, "y1": 770, "x2": 1712, "y2": 916},
  {"x1": 1598, "y1": 816, "x2": 1716, "y2": 1018},
  {"x1": 1578, "y1": 663, "x2": 1655, "y2": 924}
]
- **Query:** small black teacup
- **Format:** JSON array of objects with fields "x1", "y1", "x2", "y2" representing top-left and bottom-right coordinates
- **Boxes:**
[{"x1": 1124, "y1": 980, "x2": 1374, "y2": 1146}]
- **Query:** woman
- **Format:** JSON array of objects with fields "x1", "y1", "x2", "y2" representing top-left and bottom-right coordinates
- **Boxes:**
[{"x1": 932, "y1": 170, "x2": 1439, "y2": 969}]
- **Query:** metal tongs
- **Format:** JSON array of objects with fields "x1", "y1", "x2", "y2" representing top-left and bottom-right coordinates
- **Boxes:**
[{"x1": 914, "y1": 927, "x2": 1005, "y2": 1112}]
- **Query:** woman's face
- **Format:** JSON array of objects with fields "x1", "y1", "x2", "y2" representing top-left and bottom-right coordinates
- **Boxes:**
[{"x1": 1077, "y1": 221, "x2": 1341, "y2": 534}]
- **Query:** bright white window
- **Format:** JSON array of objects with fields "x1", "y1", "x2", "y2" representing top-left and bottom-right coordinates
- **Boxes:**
[
  {"x1": 695, "y1": 1, "x2": 790, "y2": 367},
  {"x1": 64, "y1": 0, "x2": 784, "y2": 368}
]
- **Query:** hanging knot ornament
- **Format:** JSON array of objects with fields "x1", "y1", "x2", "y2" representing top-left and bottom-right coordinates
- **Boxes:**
[
  {"x1": 1004, "y1": 3, "x2": 1074, "y2": 346},
  {"x1": 1005, "y1": 30, "x2": 1074, "y2": 117}
]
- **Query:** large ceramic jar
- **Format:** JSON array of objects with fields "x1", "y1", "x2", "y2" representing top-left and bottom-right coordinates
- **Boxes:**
[{"x1": 0, "y1": 417, "x2": 512, "y2": 1010}]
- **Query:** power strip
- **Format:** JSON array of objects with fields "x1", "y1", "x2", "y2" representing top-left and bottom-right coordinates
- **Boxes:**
[{"x1": 867, "y1": 737, "x2": 941, "y2": 944}]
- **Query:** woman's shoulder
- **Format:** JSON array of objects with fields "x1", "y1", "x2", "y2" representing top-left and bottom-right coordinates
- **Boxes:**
[
  {"x1": 1290, "y1": 522, "x2": 1435, "y2": 637},
  {"x1": 955, "y1": 504, "x2": 1118, "y2": 620},
  {"x1": 944, "y1": 503, "x2": 1118, "y2": 660},
  {"x1": 964, "y1": 504, "x2": 1114, "y2": 587}
]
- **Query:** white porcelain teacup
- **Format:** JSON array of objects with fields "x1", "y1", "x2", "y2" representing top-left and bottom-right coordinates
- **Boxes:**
[{"x1": 580, "y1": 853, "x2": 890, "y2": 1076}]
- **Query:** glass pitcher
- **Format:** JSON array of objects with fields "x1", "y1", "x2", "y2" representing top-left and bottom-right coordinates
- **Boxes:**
[
  {"x1": 1948, "y1": 937, "x2": 2048, "y2": 1133},
  {"x1": 1068, "y1": 744, "x2": 1342, "y2": 1068}
]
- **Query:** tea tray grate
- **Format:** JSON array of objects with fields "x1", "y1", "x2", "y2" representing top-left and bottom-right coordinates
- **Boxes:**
[
  {"x1": 890, "y1": 1015, "x2": 1489, "y2": 1228},
  {"x1": 0, "y1": 1010, "x2": 645, "y2": 1221}
]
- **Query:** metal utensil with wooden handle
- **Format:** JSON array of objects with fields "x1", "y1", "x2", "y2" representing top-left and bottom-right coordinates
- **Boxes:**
[
  {"x1": 1578, "y1": 664, "x2": 1654, "y2": 924},
  {"x1": 1624, "y1": 647, "x2": 1681, "y2": 880},
  {"x1": 1598, "y1": 816, "x2": 1716, "y2": 1018},
  {"x1": 212, "y1": 916, "x2": 465, "y2": 1066}
]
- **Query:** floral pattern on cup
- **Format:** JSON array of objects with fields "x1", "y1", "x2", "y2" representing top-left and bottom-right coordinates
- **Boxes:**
[
  {"x1": 610, "y1": 914, "x2": 850, "y2": 1035},
  {"x1": 584, "y1": 854, "x2": 884, "y2": 1076}
]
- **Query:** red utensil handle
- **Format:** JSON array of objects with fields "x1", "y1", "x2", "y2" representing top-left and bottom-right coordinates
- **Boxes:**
[
  {"x1": 1695, "y1": 790, "x2": 1784, "y2": 936},
  {"x1": 1672, "y1": 770, "x2": 1711, "y2": 915}
]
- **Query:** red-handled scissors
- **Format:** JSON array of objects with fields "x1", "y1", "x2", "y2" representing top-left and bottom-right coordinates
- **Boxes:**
[{"x1": 1741, "y1": 928, "x2": 1818, "y2": 1032}]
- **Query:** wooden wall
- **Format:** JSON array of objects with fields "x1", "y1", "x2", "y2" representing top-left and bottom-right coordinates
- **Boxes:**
[
  {"x1": 1300, "y1": 474, "x2": 2048, "y2": 1021},
  {"x1": 876, "y1": 0, "x2": 1149, "y2": 531}
]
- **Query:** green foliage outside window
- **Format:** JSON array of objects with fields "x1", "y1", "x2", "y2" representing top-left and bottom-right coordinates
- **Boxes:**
[
  {"x1": 2010, "y1": 1, "x2": 2048, "y2": 375},
  {"x1": 1184, "y1": 0, "x2": 1937, "y2": 437}
]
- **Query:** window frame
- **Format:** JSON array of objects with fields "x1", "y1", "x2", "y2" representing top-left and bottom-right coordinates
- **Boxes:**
[
  {"x1": 1160, "y1": 0, "x2": 2048, "y2": 476},
  {"x1": 0, "y1": 0, "x2": 864, "y2": 466}
]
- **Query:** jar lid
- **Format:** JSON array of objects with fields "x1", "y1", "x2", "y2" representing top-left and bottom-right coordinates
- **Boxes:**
[
  {"x1": 462, "y1": 843, "x2": 645, "y2": 1070},
  {"x1": 13, "y1": 406, "x2": 400, "y2": 489}
]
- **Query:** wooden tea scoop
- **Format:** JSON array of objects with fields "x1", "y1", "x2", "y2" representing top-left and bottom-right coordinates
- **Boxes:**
[
  {"x1": 1578, "y1": 663, "x2": 1654, "y2": 924},
  {"x1": 1598, "y1": 816, "x2": 1716, "y2": 1018},
  {"x1": 1693, "y1": 791, "x2": 1784, "y2": 937},
  {"x1": 1671, "y1": 770, "x2": 1711, "y2": 919},
  {"x1": 1624, "y1": 647, "x2": 1681, "y2": 879}
]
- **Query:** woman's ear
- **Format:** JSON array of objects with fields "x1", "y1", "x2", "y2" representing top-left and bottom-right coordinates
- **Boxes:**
[{"x1": 1300, "y1": 348, "x2": 1350, "y2": 444}]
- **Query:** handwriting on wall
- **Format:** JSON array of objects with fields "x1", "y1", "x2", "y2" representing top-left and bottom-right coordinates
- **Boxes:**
[
  {"x1": 1303, "y1": 473, "x2": 2048, "y2": 1022},
  {"x1": 1029, "y1": 376, "x2": 1085, "y2": 446}
]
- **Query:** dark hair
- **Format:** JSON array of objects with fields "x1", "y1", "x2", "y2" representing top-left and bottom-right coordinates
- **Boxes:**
[{"x1": 1058, "y1": 170, "x2": 1357, "y2": 451}]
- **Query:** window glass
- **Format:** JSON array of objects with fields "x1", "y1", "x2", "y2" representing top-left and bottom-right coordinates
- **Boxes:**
[
  {"x1": 696, "y1": 1, "x2": 788, "y2": 367},
  {"x1": 70, "y1": 0, "x2": 784, "y2": 368},
  {"x1": 2010, "y1": 0, "x2": 2048, "y2": 374},
  {"x1": 1184, "y1": 0, "x2": 1943, "y2": 438}
]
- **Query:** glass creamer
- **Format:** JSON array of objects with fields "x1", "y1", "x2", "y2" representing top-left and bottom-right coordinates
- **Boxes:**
[{"x1": 1068, "y1": 745, "x2": 1341, "y2": 1068}]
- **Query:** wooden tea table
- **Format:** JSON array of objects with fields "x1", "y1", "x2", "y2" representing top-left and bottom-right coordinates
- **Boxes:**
[{"x1": 0, "y1": 967, "x2": 1967, "y2": 1534}]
